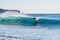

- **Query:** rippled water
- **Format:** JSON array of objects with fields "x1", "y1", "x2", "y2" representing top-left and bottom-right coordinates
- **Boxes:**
[{"x1": 0, "y1": 24, "x2": 60, "y2": 40}]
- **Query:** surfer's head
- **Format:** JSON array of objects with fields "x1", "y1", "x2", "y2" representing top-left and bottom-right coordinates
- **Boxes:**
[{"x1": 33, "y1": 18, "x2": 36, "y2": 20}]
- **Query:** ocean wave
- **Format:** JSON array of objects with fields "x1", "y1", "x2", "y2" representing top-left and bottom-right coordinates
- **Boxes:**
[
  {"x1": 38, "y1": 19, "x2": 60, "y2": 24},
  {"x1": 0, "y1": 17, "x2": 36, "y2": 26}
]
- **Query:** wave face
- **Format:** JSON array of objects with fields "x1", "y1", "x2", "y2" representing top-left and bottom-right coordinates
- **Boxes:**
[
  {"x1": 0, "y1": 17, "x2": 36, "y2": 26},
  {"x1": 0, "y1": 17, "x2": 60, "y2": 26},
  {"x1": 26, "y1": 14, "x2": 60, "y2": 26},
  {"x1": 37, "y1": 19, "x2": 60, "y2": 25},
  {"x1": 0, "y1": 12, "x2": 60, "y2": 26},
  {"x1": 0, "y1": 11, "x2": 37, "y2": 26}
]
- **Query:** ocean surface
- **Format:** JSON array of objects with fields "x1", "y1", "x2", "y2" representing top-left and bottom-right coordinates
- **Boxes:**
[{"x1": 0, "y1": 12, "x2": 60, "y2": 40}]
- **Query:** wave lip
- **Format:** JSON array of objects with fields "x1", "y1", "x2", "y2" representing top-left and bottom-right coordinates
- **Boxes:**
[{"x1": 0, "y1": 11, "x2": 29, "y2": 18}]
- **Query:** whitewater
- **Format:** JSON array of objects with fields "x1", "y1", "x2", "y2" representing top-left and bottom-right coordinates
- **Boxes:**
[{"x1": 0, "y1": 11, "x2": 60, "y2": 40}]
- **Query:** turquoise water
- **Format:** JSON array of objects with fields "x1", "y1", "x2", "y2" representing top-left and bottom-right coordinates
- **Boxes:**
[
  {"x1": 0, "y1": 16, "x2": 60, "y2": 26},
  {"x1": 0, "y1": 12, "x2": 60, "y2": 40},
  {"x1": 0, "y1": 17, "x2": 36, "y2": 26}
]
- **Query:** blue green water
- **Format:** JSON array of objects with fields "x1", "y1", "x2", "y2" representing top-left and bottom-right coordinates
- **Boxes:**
[
  {"x1": 1, "y1": 14, "x2": 60, "y2": 26},
  {"x1": 0, "y1": 17, "x2": 36, "y2": 26},
  {"x1": 0, "y1": 12, "x2": 60, "y2": 40}
]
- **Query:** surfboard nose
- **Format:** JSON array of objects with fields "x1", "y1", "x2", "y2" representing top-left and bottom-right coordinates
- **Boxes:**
[{"x1": 35, "y1": 18, "x2": 40, "y2": 20}]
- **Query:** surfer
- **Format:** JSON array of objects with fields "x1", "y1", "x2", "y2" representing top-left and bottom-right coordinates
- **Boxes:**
[{"x1": 33, "y1": 18, "x2": 38, "y2": 26}]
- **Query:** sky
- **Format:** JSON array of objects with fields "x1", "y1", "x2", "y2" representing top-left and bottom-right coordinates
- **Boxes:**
[{"x1": 0, "y1": 0, "x2": 60, "y2": 13}]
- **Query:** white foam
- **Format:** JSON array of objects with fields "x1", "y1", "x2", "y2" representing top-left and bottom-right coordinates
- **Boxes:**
[
  {"x1": 35, "y1": 17, "x2": 40, "y2": 20},
  {"x1": 0, "y1": 11, "x2": 29, "y2": 18}
]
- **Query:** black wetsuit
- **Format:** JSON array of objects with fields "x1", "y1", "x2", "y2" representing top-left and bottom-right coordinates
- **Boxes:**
[{"x1": 33, "y1": 18, "x2": 38, "y2": 26}]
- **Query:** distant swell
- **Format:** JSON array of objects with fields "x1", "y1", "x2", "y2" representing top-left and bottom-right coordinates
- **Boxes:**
[{"x1": 38, "y1": 19, "x2": 60, "y2": 25}]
